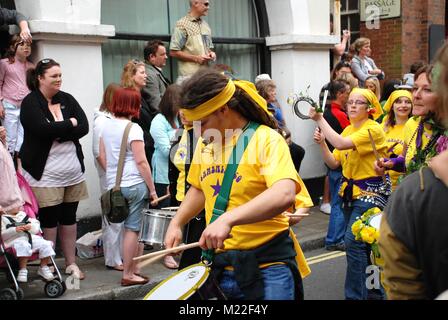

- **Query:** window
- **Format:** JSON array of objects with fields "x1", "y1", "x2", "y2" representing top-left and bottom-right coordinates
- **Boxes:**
[
  {"x1": 101, "y1": 0, "x2": 264, "y2": 87},
  {"x1": 339, "y1": 0, "x2": 361, "y2": 44}
]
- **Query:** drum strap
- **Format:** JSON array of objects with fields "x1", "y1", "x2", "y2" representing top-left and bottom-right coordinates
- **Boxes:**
[{"x1": 201, "y1": 121, "x2": 260, "y2": 263}]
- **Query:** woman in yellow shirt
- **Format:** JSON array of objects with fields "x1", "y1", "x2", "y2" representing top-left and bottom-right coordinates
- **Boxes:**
[
  {"x1": 381, "y1": 90, "x2": 413, "y2": 189},
  {"x1": 310, "y1": 88, "x2": 391, "y2": 300}
]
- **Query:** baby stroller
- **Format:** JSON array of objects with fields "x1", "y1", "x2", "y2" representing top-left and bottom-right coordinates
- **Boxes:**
[{"x1": 0, "y1": 172, "x2": 66, "y2": 300}]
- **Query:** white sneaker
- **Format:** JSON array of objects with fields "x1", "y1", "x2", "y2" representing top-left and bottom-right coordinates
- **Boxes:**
[
  {"x1": 17, "y1": 269, "x2": 28, "y2": 283},
  {"x1": 320, "y1": 203, "x2": 331, "y2": 215},
  {"x1": 37, "y1": 266, "x2": 55, "y2": 281}
]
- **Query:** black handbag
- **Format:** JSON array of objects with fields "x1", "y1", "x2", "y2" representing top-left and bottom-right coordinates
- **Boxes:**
[{"x1": 100, "y1": 122, "x2": 133, "y2": 224}]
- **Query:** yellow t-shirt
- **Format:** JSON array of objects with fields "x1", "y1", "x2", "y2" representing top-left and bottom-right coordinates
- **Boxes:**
[
  {"x1": 383, "y1": 123, "x2": 405, "y2": 190},
  {"x1": 403, "y1": 117, "x2": 433, "y2": 167},
  {"x1": 333, "y1": 119, "x2": 388, "y2": 199},
  {"x1": 188, "y1": 125, "x2": 302, "y2": 251},
  {"x1": 172, "y1": 127, "x2": 191, "y2": 202}
]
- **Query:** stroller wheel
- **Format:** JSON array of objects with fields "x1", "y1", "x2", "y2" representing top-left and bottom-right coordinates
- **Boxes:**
[
  {"x1": 16, "y1": 287, "x2": 24, "y2": 300},
  {"x1": 44, "y1": 280, "x2": 64, "y2": 298},
  {"x1": 0, "y1": 288, "x2": 18, "y2": 300}
]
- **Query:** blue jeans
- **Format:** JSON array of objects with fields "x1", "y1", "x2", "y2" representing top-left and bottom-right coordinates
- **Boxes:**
[
  {"x1": 325, "y1": 169, "x2": 346, "y2": 246},
  {"x1": 219, "y1": 264, "x2": 295, "y2": 300},
  {"x1": 343, "y1": 199, "x2": 375, "y2": 300},
  {"x1": 120, "y1": 182, "x2": 148, "y2": 232}
]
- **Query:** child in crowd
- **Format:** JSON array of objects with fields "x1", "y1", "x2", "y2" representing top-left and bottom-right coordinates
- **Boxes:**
[
  {"x1": 0, "y1": 126, "x2": 55, "y2": 283},
  {"x1": 0, "y1": 34, "x2": 34, "y2": 156}
]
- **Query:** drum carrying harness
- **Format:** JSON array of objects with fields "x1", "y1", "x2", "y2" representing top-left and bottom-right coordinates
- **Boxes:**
[{"x1": 201, "y1": 121, "x2": 260, "y2": 264}]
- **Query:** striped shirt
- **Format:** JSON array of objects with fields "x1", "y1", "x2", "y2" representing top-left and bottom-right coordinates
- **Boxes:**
[{"x1": 23, "y1": 140, "x2": 84, "y2": 187}]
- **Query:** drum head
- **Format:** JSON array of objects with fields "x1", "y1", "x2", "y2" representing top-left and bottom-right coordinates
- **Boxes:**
[
  {"x1": 368, "y1": 213, "x2": 382, "y2": 230},
  {"x1": 143, "y1": 263, "x2": 209, "y2": 300},
  {"x1": 142, "y1": 209, "x2": 175, "y2": 218}
]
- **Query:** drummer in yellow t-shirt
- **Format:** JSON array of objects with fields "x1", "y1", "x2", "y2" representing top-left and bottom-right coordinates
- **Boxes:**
[
  {"x1": 164, "y1": 68, "x2": 311, "y2": 300},
  {"x1": 309, "y1": 88, "x2": 392, "y2": 300}
]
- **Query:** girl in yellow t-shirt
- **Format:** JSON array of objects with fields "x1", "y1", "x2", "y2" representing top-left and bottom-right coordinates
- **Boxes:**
[
  {"x1": 310, "y1": 88, "x2": 391, "y2": 300},
  {"x1": 381, "y1": 90, "x2": 413, "y2": 189},
  {"x1": 375, "y1": 66, "x2": 440, "y2": 176}
]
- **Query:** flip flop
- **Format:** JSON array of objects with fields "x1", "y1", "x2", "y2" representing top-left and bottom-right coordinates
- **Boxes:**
[{"x1": 106, "y1": 265, "x2": 124, "y2": 271}]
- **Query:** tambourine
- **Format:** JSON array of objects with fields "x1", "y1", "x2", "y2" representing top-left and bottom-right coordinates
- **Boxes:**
[
  {"x1": 292, "y1": 96, "x2": 319, "y2": 120},
  {"x1": 289, "y1": 90, "x2": 327, "y2": 120}
]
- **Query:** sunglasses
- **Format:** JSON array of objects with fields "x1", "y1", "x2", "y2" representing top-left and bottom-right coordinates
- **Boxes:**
[{"x1": 40, "y1": 59, "x2": 52, "y2": 64}]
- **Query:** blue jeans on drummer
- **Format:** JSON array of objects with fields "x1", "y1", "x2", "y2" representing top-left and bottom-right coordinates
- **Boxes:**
[
  {"x1": 343, "y1": 199, "x2": 376, "y2": 300},
  {"x1": 325, "y1": 169, "x2": 346, "y2": 247},
  {"x1": 219, "y1": 264, "x2": 295, "y2": 300},
  {"x1": 120, "y1": 182, "x2": 148, "y2": 231}
]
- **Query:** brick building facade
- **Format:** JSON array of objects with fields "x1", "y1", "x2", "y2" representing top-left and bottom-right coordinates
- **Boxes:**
[{"x1": 360, "y1": 0, "x2": 446, "y2": 80}]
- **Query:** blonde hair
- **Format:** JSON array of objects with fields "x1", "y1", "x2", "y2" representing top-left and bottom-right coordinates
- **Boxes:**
[
  {"x1": 365, "y1": 76, "x2": 381, "y2": 100},
  {"x1": 336, "y1": 72, "x2": 359, "y2": 91},
  {"x1": 353, "y1": 37, "x2": 370, "y2": 54},
  {"x1": 120, "y1": 60, "x2": 145, "y2": 90}
]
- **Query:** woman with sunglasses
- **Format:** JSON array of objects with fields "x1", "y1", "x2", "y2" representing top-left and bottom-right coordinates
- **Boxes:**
[
  {"x1": 19, "y1": 58, "x2": 89, "y2": 280},
  {"x1": 310, "y1": 88, "x2": 391, "y2": 300},
  {"x1": 0, "y1": 34, "x2": 34, "y2": 158}
]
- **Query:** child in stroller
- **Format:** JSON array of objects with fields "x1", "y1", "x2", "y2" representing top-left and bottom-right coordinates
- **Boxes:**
[
  {"x1": 0, "y1": 127, "x2": 65, "y2": 299},
  {"x1": 1, "y1": 206, "x2": 55, "y2": 283}
]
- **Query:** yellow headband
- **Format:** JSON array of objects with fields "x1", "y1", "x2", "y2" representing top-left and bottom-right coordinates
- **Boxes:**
[
  {"x1": 181, "y1": 79, "x2": 270, "y2": 122},
  {"x1": 351, "y1": 88, "x2": 384, "y2": 120},
  {"x1": 382, "y1": 90, "x2": 413, "y2": 113}
]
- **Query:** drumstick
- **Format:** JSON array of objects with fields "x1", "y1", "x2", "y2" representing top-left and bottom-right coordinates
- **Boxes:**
[
  {"x1": 368, "y1": 129, "x2": 387, "y2": 184},
  {"x1": 285, "y1": 213, "x2": 310, "y2": 217},
  {"x1": 133, "y1": 242, "x2": 201, "y2": 261},
  {"x1": 150, "y1": 193, "x2": 171, "y2": 205},
  {"x1": 137, "y1": 254, "x2": 166, "y2": 269},
  {"x1": 321, "y1": 90, "x2": 329, "y2": 112}
]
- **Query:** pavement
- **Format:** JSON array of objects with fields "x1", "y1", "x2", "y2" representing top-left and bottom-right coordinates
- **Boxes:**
[{"x1": 0, "y1": 206, "x2": 330, "y2": 300}]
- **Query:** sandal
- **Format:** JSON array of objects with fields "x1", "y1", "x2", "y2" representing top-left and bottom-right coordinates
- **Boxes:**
[
  {"x1": 163, "y1": 255, "x2": 179, "y2": 269},
  {"x1": 65, "y1": 263, "x2": 85, "y2": 280},
  {"x1": 106, "y1": 265, "x2": 124, "y2": 271}
]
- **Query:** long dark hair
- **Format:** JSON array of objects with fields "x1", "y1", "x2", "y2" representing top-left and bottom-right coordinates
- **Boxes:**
[
  {"x1": 159, "y1": 84, "x2": 181, "y2": 128},
  {"x1": 181, "y1": 68, "x2": 277, "y2": 129},
  {"x1": 26, "y1": 58, "x2": 60, "y2": 91}
]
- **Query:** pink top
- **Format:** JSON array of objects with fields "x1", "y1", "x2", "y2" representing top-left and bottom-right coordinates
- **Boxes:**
[
  {"x1": 0, "y1": 141, "x2": 24, "y2": 212},
  {"x1": 0, "y1": 58, "x2": 34, "y2": 107}
]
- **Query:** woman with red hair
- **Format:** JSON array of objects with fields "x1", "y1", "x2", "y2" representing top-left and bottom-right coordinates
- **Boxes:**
[{"x1": 98, "y1": 87, "x2": 158, "y2": 286}]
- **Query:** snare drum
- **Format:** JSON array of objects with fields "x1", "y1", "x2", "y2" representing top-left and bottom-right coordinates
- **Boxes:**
[
  {"x1": 143, "y1": 263, "x2": 226, "y2": 300},
  {"x1": 139, "y1": 209, "x2": 175, "y2": 248}
]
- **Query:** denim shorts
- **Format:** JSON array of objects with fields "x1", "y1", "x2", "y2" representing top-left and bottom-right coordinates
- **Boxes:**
[
  {"x1": 219, "y1": 264, "x2": 295, "y2": 300},
  {"x1": 120, "y1": 182, "x2": 148, "y2": 232}
]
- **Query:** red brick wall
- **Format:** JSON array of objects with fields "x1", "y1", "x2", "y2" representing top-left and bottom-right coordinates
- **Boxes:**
[
  {"x1": 361, "y1": 19, "x2": 403, "y2": 80},
  {"x1": 360, "y1": 0, "x2": 446, "y2": 81}
]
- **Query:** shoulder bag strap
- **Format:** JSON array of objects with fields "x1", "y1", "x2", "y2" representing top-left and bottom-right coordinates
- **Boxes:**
[{"x1": 113, "y1": 122, "x2": 133, "y2": 191}]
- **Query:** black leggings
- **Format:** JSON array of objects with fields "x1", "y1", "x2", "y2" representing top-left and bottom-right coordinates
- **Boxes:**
[{"x1": 38, "y1": 202, "x2": 79, "y2": 228}]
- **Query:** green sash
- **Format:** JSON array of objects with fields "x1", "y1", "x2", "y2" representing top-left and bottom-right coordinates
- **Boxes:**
[{"x1": 202, "y1": 121, "x2": 260, "y2": 263}]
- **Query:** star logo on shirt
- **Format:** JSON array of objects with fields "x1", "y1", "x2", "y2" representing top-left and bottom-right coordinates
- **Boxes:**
[
  {"x1": 211, "y1": 179, "x2": 221, "y2": 197},
  {"x1": 179, "y1": 151, "x2": 186, "y2": 160}
]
